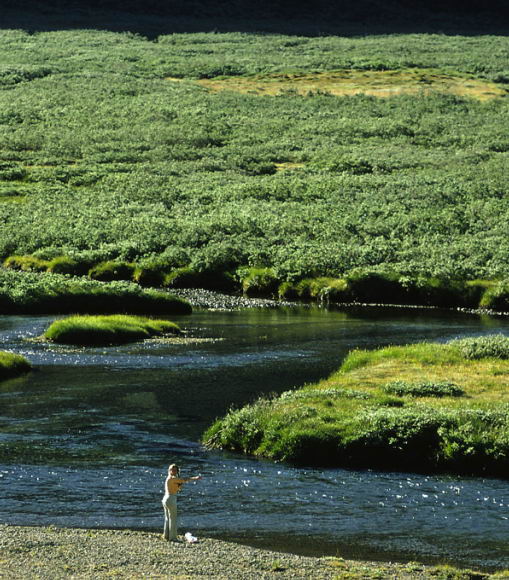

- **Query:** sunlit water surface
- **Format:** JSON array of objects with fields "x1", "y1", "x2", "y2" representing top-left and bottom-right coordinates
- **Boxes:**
[{"x1": 1, "y1": 307, "x2": 508, "y2": 569}]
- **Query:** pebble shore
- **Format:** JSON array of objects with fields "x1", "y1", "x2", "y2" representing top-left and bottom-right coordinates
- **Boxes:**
[{"x1": 0, "y1": 525, "x2": 499, "y2": 579}]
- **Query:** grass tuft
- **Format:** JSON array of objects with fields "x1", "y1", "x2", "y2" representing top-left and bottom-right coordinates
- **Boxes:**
[
  {"x1": 0, "y1": 351, "x2": 32, "y2": 382},
  {"x1": 238, "y1": 267, "x2": 280, "y2": 298},
  {"x1": 88, "y1": 261, "x2": 137, "y2": 282},
  {"x1": 44, "y1": 314, "x2": 181, "y2": 346}
]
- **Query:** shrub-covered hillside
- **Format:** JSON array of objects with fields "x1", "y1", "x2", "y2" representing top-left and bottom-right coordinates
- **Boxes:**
[{"x1": 0, "y1": 28, "x2": 508, "y2": 287}]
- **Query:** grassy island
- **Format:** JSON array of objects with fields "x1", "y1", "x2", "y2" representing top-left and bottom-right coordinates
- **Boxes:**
[
  {"x1": 204, "y1": 335, "x2": 509, "y2": 478},
  {"x1": 0, "y1": 351, "x2": 31, "y2": 381},
  {"x1": 44, "y1": 314, "x2": 181, "y2": 346}
]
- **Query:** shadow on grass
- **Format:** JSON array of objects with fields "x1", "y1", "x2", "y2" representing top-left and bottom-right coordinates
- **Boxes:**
[{"x1": 5, "y1": 1, "x2": 509, "y2": 38}]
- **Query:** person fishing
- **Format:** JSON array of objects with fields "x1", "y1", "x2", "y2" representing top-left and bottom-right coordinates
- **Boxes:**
[{"x1": 162, "y1": 463, "x2": 202, "y2": 542}]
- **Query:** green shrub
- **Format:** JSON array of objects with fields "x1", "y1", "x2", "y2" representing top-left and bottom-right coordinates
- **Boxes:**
[
  {"x1": 279, "y1": 277, "x2": 348, "y2": 302},
  {"x1": 47, "y1": 256, "x2": 85, "y2": 276},
  {"x1": 318, "y1": 278, "x2": 349, "y2": 302},
  {"x1": 479, "y1": 281, "x2": 509, "y2": 311},
  {"x1": 280, "y1": 388, "x2": 371, "y2": 401},
  {"x1": 88, "y1": 261, "x2": 136, "y2": 282},
  {"x1": 133, "y1": 263, "x2": 168, "y2": 287},
  {"x1": 164, "y1": 267, "x2": 202, "y2": 288},
  {"x1": 238, "y1": 267, "x2": 280, "y2": 298},
  {"x1": 415, "y1": 277, "x2": 476, "y2": 307},
  {"x1": 466, "y1": 279, "x2": 497, "y2": 303},
  {"x1": 3, "y1": 255, "x2": 49, "y2": 272},
  {"x1": 278, "y1": 281, "x2": 299, "y2": 300},
  {"x1": 165, "y1": 266, "x2": 238, "y2": 292},
  {"x1": 44, "y1": 314, "x2": 181, "y2": 346},
  {"x1": 450, "y1": 334, "x2": 509, "y2": 360},
  {"x1": 203, "y1": 404, "x2": 265, "y2": 454},
  {"x1": 0, "y1": 351, "x2": 32, "y2": 381},
  {"x1": 345, "y1": 270, "x2": 409, "y2": 304},
  {"x1": 382, "y1": 380, "x2": 464, "y2": 398}
]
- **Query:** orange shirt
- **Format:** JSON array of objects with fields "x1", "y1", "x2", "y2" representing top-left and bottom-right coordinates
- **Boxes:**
[{"x1": 166, "y1": 476, "x2": 186, "y2": 495}]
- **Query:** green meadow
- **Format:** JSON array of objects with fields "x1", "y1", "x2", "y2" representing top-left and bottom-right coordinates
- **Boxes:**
[
  {"x1": 204, "y1": 335, "x2": 509, "y2": 478},
  {"x1": 0, "y1": 28, "x2": 508, "y2": 310}
]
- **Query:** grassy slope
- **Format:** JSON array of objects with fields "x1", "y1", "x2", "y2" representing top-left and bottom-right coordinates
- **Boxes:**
[
  {"x1": 203, "y1": 337, "x2": 509, "y2": 477},
  {"x1": 0, "y1": 29, "x2": 508, "y2": 283},
  {"x1": 44, "y1": 314, "x2": 180, "y2": 345}
]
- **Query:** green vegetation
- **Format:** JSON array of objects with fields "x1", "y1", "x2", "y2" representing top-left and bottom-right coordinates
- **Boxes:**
[
  {"x1": 191, "y1": 69, "x2": 506, "y2": 100},
  {"x1": 44, "y1": 314, "x2": 181, "y2": 345},
  {"x1": 203, "y1": 336, "x2": 509, "y2": 477},
  {"x1": 0, "y1": 269, "x2": 191, "y2": 315},
  {"x1": 238, "y1": 267, "x2": 280, "y2": 298},
  {"x1": 4, "y1": 255, "x2": 48, "y2": 272},
  {"x1": 0, "y1": 29, "x2": 508, "y2": 309},
  {"x1": 450, "y1": 334, "x2": 509, "y2": 360},
  {"x1": 88, "y1": 261, "x2": 136, "y2": 282},
  {"x1": 0, "y1": 351, "x2": 31, "y2": 381},
  {"x1": 382, "y1": 380, "x2": 464, "y2": 398}
]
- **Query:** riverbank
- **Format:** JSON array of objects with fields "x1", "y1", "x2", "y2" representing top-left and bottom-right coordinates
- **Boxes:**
[{"x1": 0, "y1": 525, "x2": 499, "y2": 579}]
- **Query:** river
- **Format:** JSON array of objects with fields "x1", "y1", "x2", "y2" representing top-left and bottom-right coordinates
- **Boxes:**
[{"x1": 0, "y1": 306, "x2": 508, "y2": 570}]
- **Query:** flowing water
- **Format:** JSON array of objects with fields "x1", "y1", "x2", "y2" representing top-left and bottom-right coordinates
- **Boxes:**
[{"x1": 0, "y1": 306, "x2": 508, "y2": 569}]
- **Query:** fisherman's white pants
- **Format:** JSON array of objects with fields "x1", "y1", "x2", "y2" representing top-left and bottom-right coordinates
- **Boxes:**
[{"x1": 162, "y1": 494, "x2": 178, "y2": 541}]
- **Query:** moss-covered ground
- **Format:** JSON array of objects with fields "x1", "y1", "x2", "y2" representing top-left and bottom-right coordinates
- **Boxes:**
[{"x1": 170, "y1": 68, "x2": 506, "y2": 101}]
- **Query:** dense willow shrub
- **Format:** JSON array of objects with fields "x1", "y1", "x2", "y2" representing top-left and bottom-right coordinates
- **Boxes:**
[
  {"x1": 165, "y1": 266, "x2": 238, "y2": 292},
  {"x1": 451, "y1": 334, "x2": 509, "y2": 360},
  {"x1": 479, "y1": 282, "x2": 509, "y2": 311},
  {"x1": 133, "y1": 262, "x2": 169, "y2": 287},
  {"x1": 1, "y1": 29, "x2": 509, "y2": 291},
  {"x1": 88, "y1": 261, "x2": 136, "y2": 282},
  {"x1": 345, "y1": 271, "x2": 409, "y2": 304},
  {"x1": 47, "y1": 256, "x2": 83, "y2": 275},
  {"x1": 279, "y1": 277, "x2": 348, "y2": 301},
  {"x1": 382, "y1": 380, "x2": 464, "y2": 398},
  {"x1": 204, "y1": 396, "x2": 509, "y2": 476},
  {"x1": 238, "y1": 267, "x2": 280, "y2": 297},
  {"x1": 4, "y1": 255, "x2": 49, "y2": 272}
]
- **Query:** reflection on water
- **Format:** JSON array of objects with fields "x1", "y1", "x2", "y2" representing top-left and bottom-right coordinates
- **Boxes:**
[{"x1": 0, "y1": 307, "x2": 508, "y2": 569}]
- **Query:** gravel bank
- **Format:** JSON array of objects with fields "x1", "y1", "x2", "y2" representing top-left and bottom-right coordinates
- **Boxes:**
[
  {"x1": 168, "y1": 288, "x2": 294, "y2": 310},
  {"x1": 0, "y1": 525, "x2": 495, "y2": 579}
]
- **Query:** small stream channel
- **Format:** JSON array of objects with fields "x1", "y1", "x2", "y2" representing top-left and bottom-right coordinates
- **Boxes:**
[{"x1": 0, "y1": 306, "x2": 508, "y2": 570}]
